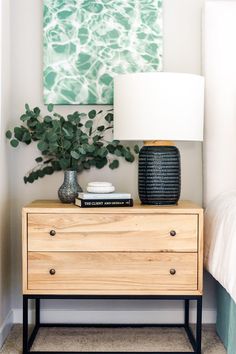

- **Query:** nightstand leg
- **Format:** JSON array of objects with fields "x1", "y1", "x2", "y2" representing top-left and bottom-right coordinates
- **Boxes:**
[
  {"x1": 196, "y1": 297, "x2": 202, "y2": 354},
  {"x1": 184, "y1": 299, "x2": 190, "y2": 326},
  {"x1": 23, "y1": 296, "x2": 28, "y2": 354},
  {"x1": 35, "y1": 298, "x2": 40, "y2": 326}
]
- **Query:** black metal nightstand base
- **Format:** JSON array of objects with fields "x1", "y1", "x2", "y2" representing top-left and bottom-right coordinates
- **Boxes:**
[{"x1": 23, "y1": 295, "x2": 202, "y2": 354}]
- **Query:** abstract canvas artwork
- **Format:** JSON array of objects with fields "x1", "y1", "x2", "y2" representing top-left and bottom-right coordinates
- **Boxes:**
[{"x1": 43, "y1": 0, "x2": 163, "y2": 105}]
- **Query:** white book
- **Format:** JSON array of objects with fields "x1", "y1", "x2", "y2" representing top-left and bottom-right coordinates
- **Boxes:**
[{"x1": 78, "y1": 192, "x2": 132, "y2": 200}]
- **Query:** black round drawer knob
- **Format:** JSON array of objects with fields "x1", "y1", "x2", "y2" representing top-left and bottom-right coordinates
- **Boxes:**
[
  {"x1": 170, "y1": 230, "x2": 176, "y2": 237},
  {"x1": 170, "y1": 269, "x2": 176, "y2": 275},
  {"x1": 49, "y1": 230, "x2": 56, "y2": 236},
  {"x1": 49, "y1": 269, "x2": 56, "y2": 275}
]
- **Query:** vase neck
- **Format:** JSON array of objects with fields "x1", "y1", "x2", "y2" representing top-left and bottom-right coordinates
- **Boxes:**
[{"x1": 64, "y1": 170, "x2": 78, "y2": 183}]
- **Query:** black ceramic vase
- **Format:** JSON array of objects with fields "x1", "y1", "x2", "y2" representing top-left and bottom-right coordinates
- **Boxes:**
[{"x1": 138, "y1": 146, "x2": 181, "y2": 205}]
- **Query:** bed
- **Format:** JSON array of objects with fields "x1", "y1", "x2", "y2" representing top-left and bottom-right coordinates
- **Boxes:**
[
  {"x1": 204, "y1": 2, "x2": 236, "y2": 354},
  {"x1": 204, "y1": 192, "x2": 236, "y2": 354}
]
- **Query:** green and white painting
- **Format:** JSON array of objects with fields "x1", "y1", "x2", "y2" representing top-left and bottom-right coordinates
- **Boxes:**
[{"x1": 43, "y1": 0, "x2": 163, "y2": 105}]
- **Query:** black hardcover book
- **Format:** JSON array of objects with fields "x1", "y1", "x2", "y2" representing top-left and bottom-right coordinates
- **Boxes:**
[{"x1": 75, "y1": 198, "x2": 133, "y2": 208}]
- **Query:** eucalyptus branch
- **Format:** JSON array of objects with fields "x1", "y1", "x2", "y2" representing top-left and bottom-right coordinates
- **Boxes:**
[{"x1": 6, "y1": 104, "x2": 139, "y2": 184}]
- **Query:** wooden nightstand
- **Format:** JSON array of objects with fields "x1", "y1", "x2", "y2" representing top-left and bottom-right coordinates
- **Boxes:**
[{"x1": 22, "y1": 200, "x2": 203, "y2": 354}]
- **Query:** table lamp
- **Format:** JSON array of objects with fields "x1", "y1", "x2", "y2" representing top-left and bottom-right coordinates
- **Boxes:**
[{"x1": 113, "y1": 72, "x2": 204, "y2": 205}]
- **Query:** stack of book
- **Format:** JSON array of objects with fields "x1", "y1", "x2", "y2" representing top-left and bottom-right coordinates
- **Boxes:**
[{"x1": 75, "y1": 192, "x2": 133, "y2": 208}]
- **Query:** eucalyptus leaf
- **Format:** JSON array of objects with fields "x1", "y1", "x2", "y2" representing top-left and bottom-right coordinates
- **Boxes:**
[
  {"x1": 27, "y1": 174, "x2": 35, "y2": 183},
  {"x1": 71, "y1": 150, "x2": 80, "y2": 159},
  {"x1": 88, "y1": 110, "x2": 96, "y2": 119},
  {"x1": 51, "y1": 160, "x2": 61, "y2": 171},
  {"x1": 105, "y1": 113, "x2": 113, "y2": 123},
  {"x1": 43, "y1": 166, "x2": 54, "y2": 175},
  {"x1": 86, "y1": 145, "x2": 95, "y2": 153},
  {"x1": 47, "y1": 133, "x2": 57, "y2": 142},
  {"x1": 20, "y1": 114, "x2": 30, "y2": 122},
  {"x1": 22, "y1": 131, "x2": 31, "y2": 144},
  {"x1": 83, "y1": 161, "x2": 90, "y2": 169},
  {"x1": 37, "y1": 141, "x2": 48, "y2": 151},
  {"x1": 10, "y1": 139, "x2": 19, "y2": 148},
  {"x1": 59, "y1": 158, "x2": 70, "y2": 170},
  {"x1": 25, "y1": 103, "x2": 30, "y2": 111},
  {"x1": 34, "y1": 107, "x2": 40, "y2": 115},
  {"x1": 27, "y1": 110, "x2": 35, "y2": 118},
  {"x1": 134, "y1": 145, "x2": 140, "y2": 154},
  {"x1": 85, "y1": 120, "x2": 93, "y2": 129},
  {"x1": 14, "y1": 127, "x2": 24, "y2": 140},
  {"x1": 67, "y1": 114, "x2": 74, "y2": 122},
  {"x1": 38, "y1": 170, "x2": 45, "y2": 177},
  {"x1": 5, "y1": 130, "x2": 12, "y2": 139},
  {"x1": 114, "y1": 148, "x2": 122, "y2": 157},
  {"x1": 44, "y1": 115, "x2": 52, "y2": 123},
  {"x1": 78, "y1": 147, "x2": 86, "y2": 155},
  {"x1": 125, "y1": 154, "x2": 135, "y2": 163},
  {"x1": 27, "y1": 119, "x2": 38, "y2": 128},
  {"x1": 96, "y1": 157, "x2": 107, "y2": 169},
  {"x1": 47, "y1": 103, "x2": 54, "y2": 112},
  {"x1": 98, "y1": 147, "x2": 108, "y2": 157},
  {"x1": 31, "y1": 171, "x2": 39, "y2": 180},
  {"x1": 97, "y1": 125, "x2": 105, "y2": 132},
  {"x1": 112, "y1": 140, "x2": 120, "y2": 146},
  {"x1": 48, "y1": 143, "x2": 58, "y2": 153},
  {"x1": 107, "y1": 144, "x2": 115, "y2": 154},
  {"x1": 80, "y1": 134, "x2": 89, "y2": 143},
  {"x1": 63, "y1": 140, "x2": 71, "y2": 150},
  {"x1": 62, "y1": 127, "x2": 70, "y2": 137},
  {"x1": 93, "y1": 135, "x2": 102, "y2": 143},
  {"x1": 109, "y1": 160, "x2": 119, "y2": 169}
]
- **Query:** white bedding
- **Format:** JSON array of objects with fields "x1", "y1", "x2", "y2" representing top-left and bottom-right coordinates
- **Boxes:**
[{"x1": 204, "y1": 191, "x2": 236, "y2": 303}]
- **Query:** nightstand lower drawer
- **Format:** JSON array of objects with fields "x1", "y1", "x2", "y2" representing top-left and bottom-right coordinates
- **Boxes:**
[{"x1": 28, "y1": 252, "x2": 198, "y2": 293}]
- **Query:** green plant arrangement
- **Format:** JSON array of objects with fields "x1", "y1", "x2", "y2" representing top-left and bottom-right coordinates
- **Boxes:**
[{"x1": 6, "y1": 104, "x2": 140, "y2": 184}]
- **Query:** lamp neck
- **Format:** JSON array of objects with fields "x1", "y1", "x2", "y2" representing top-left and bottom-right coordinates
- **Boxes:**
[{"x1": 144, "y1": 140, "x2": 174, "y2": 146}]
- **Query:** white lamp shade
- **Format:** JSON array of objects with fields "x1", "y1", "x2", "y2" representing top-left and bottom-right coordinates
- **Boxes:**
[{"x1": 113, "y1": 72, "x2": 204, "y2": 141}]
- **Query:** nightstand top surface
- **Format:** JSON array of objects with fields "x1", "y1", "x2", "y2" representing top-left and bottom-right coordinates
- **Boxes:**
[{"x1": 23, "y1": 200, "x2": 203, "y2": 214}]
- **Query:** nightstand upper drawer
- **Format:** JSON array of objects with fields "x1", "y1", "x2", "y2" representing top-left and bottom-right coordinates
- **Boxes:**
[
  {"x1": 28, "y1": 213, "x2": 198, "y2": 252},
  {"x1": 28, "y1": 252, "x2": 198, "y2": 294}
]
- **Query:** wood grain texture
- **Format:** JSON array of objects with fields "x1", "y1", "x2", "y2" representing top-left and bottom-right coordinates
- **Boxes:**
[
  {"x1": 23, "y1": 200, "x2": 202, "y2": 214},
  {"x1": 23, "y1": 289, "x2": 203, "y2": 295},
  {"x1": 28, "y1": 252, "x2": 198, "y2": 294},
  {"x1": 28, "y1": 213, "x2": 198, "y2": 252},
  {"x1": 22, "y1": 209, "x2": 28, "y2": 293},
  {"x1": 198, "y1": 210, "x2": 204, "y2": 294}
]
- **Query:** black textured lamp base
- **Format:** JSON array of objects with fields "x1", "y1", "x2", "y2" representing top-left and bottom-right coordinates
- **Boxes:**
[{"x1": 138, "y1": 146, "x2": 181, "y2": 205}]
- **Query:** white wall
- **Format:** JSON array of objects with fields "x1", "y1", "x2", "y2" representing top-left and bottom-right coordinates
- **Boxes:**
[
  {"x1": 8, "y1": 0, "x2": 216, "y2": 323},
  {"x1": 0, "y1": 0, "x2": 12, "y2": 346},
  {"x1": 204, "y1": 0, "x2": 236, "y2": 205}
]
